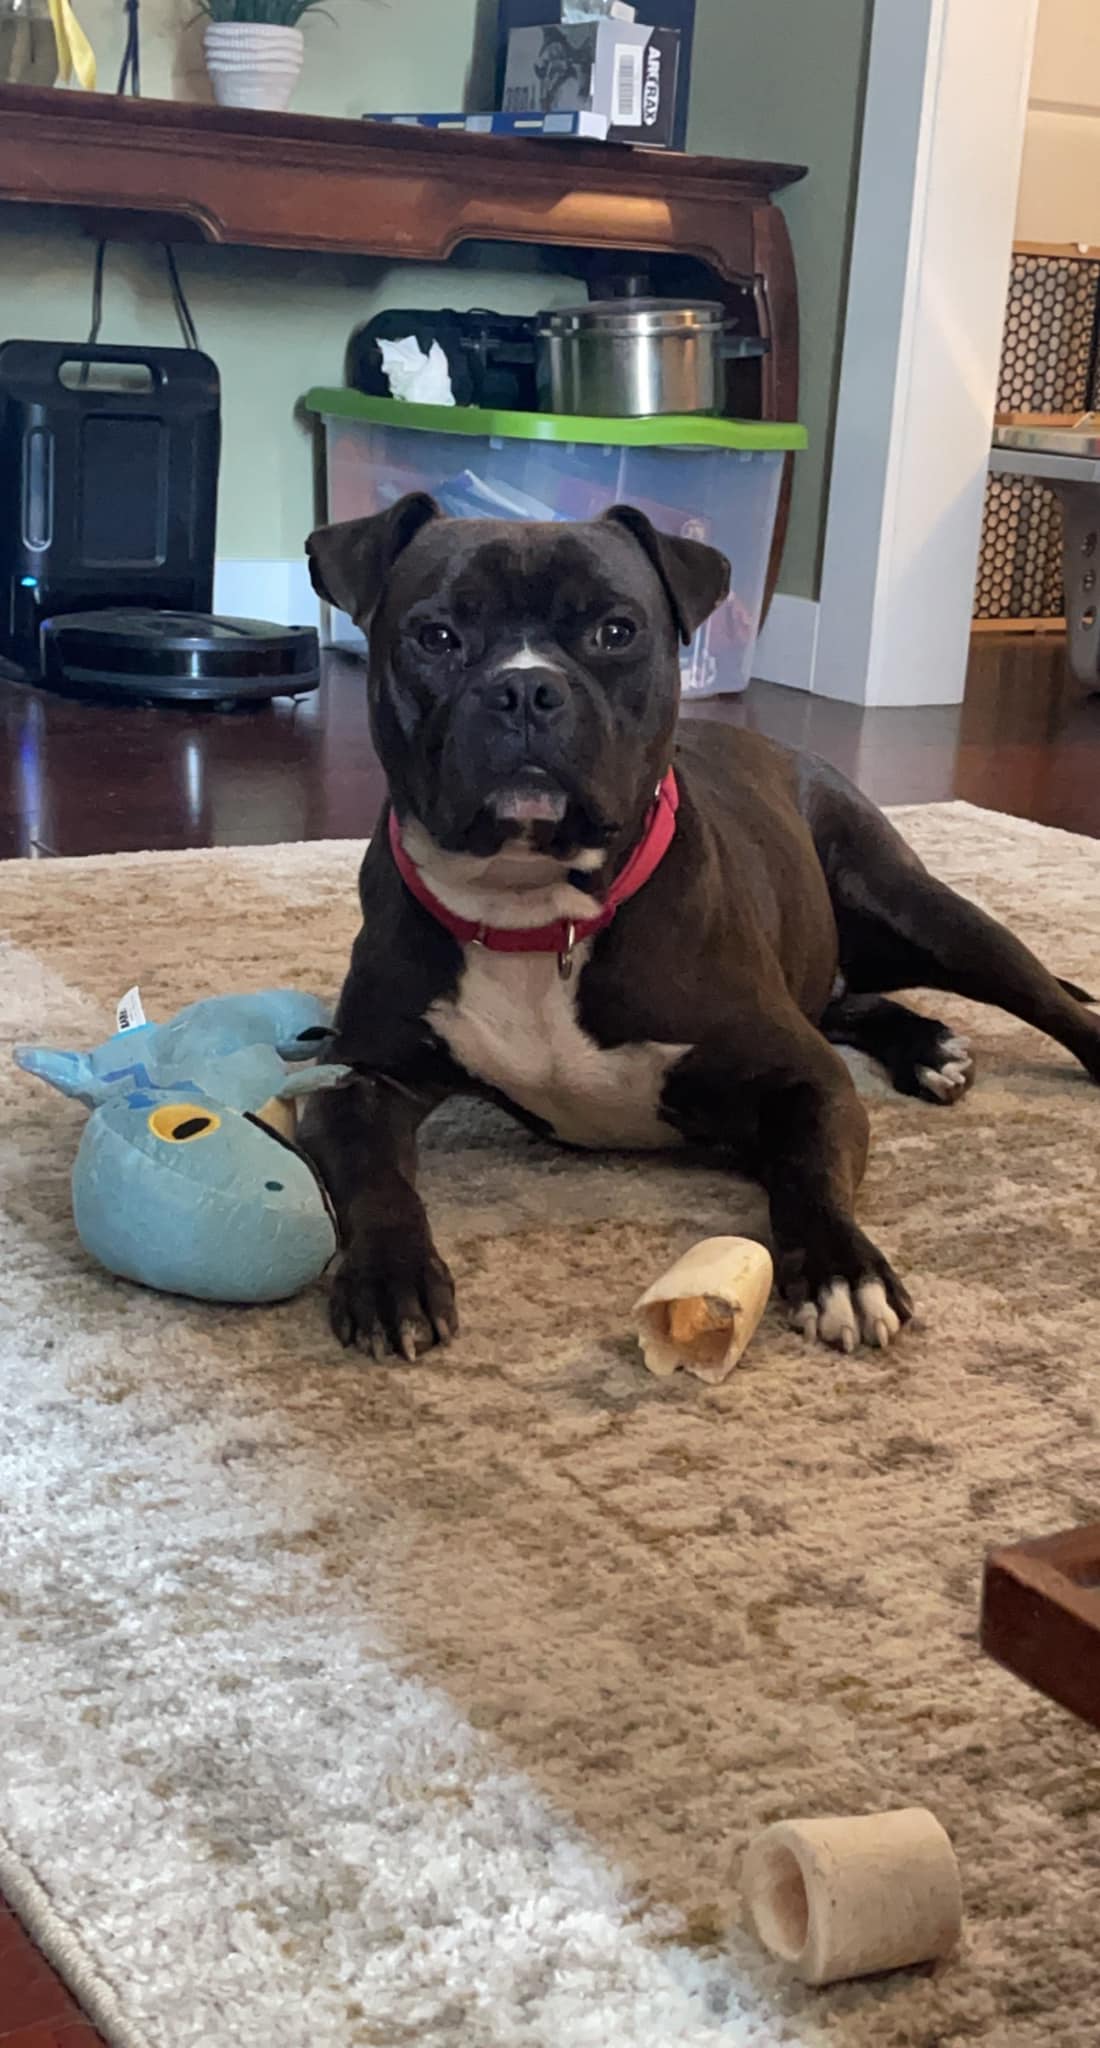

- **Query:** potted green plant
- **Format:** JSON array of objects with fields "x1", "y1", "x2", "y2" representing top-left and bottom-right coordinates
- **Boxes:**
[{"x1": 200, "y1": 0, "x2": 326, "y2": 112}]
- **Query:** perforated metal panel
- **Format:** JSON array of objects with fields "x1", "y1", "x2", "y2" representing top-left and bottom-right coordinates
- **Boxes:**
[
  {"x1": 975, "y1": 250, "x2": 1100, "y2": 621},
  {"x1": 976, "y1": 474, "x2": 1064, "y2": 620},
  {"x1": 999, "y1": 254, "x2": 1097, "y2": 410}
]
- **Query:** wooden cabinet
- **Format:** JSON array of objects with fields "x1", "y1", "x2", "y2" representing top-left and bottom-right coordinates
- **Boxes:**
[{"x1": 0, "y1": 85, "x2": 805, "y2": 592}]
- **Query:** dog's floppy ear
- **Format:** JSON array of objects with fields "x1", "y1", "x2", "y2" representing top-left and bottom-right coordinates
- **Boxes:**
[
  {"x1": 602, "y1": 504, "x2": 731, "y2": 644},
  {"x1": 306, "y1": 492, "x2": 442, "y2": 623}
]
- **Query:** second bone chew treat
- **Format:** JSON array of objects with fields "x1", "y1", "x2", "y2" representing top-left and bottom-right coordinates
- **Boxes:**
[
  {"x1": 740, "y1": 1808, "x2": 963, "y2": 1986},
  {"x1": 634, "y1": 1236, "x2": 774, "y2": 1383}
]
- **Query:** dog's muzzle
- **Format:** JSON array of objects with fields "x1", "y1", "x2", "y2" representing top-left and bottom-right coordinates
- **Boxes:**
[{"x1": 470, "y1": 664, "x2": 576, "y2": 824}]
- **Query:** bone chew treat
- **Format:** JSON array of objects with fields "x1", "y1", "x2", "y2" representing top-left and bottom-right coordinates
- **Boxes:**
[
  {"x1": 256, "y1": 1094, "x2": 297, "y2": 1141},
  {"x1": 633, "y1": 1236, "x2": 773, "y2": 1383},
  {"x1": 741, "y1": 1809, "x2": 962, "y2": 1986}
]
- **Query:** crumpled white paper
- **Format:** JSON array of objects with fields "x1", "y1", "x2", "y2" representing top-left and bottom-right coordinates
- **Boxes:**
[{"x1": 376, "y1": 336, "x2": 456, "y2": 407}]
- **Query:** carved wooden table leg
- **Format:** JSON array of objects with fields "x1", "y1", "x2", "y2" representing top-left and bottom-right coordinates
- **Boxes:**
[{"x1": 752, "y1": 202, "x2": 800, "y2": 616}]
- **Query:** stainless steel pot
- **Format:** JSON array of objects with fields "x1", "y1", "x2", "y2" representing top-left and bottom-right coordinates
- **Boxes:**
[{"x1": 535, "y1": 298, "x2": 764, "y2": 418}]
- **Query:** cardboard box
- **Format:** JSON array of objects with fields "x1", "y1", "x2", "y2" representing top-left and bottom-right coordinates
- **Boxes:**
[
  {"x1": 502, "y1": 21, "x2": 680, "y2": 148},
  {"x1": 496, "y1": 0, "x2": 695, "y2": 149}
]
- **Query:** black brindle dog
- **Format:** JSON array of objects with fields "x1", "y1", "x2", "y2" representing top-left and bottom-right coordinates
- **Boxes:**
[{"x1": 302, "y1": 496, "x2": 1100, "y2": 1361}]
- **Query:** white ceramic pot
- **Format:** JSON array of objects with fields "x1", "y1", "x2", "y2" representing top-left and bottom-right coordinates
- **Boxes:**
[{"x1": 203, "y1": 21, "x2": 304, "y2": 112}]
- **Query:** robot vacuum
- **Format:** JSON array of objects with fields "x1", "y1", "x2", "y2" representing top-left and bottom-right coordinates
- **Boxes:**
[{"x1": 38, "y1": 609, "x2": 322, "y2": 707}]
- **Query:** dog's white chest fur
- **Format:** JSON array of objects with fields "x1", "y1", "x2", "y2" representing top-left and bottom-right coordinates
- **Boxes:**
[{"x1": 428, "y1": 946, "x2": 688, "y2": 1150}]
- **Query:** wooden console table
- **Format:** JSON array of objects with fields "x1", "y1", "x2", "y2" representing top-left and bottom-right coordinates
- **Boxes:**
[{"x1": 0, "y1": 85, "x2": 805, "y2": 588}]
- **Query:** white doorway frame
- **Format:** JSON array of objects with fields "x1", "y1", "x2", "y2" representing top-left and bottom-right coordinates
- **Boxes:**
[{"x1": 809, "y1": 0, "x2": 1039, "y2": 706}]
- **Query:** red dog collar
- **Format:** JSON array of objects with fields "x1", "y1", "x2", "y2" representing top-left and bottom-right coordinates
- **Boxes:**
[{"x1": 388, "y1": 768, "x2": 679, "y2": 975}]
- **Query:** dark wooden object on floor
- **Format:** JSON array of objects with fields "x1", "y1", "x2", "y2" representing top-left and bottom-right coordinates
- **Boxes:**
[
  {"x1": 981, "y1": 1524, "x2": 1100, "y2": 1733},
  {"x1": 0, "y1": 84, "x2": 803, "y2": 600}
]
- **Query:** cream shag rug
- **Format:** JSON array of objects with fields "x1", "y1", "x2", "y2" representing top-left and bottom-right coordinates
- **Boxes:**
[{"x1": 2, "y1": 803, "x2": 1100, "y2": 2048}]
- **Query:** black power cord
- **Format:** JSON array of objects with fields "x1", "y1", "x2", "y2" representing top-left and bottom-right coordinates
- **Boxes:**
[
  {"x1": 117, "y1": 0, "x2": 140, "y2": 91},
  {"x1": 86, "y1": 0, "x2": 201, "y2": 356},
  {"x1": 164, "y1": 245, "x2": 201, "y2": 350}
]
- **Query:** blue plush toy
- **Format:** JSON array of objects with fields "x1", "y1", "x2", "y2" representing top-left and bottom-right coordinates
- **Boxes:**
[{"x1": 14, "y1": 990, "x2": 351, "y2": 1303}]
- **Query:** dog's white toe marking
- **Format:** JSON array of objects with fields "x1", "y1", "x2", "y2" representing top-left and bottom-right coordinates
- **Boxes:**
[
  {"x1": 856, "y1": 1279, "x2": 900, "y2": 1349},
  {"x1": 918, "y1": 1036, "x2": 973, "y2": 1102},
  {"x1": 817, "y1": 1280, "x2": 860, "y2": 1354},
  {"x1": 793, "y1": 1278, "x2": 902, "y2": 1352}
]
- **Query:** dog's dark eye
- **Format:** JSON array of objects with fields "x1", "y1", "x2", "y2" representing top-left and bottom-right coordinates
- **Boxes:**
[
  {"x1": 417, "y1": 623, "x2": 460, "y2": 656},
  {"x1": 595, "y1": 617, "x2": 637, "y2": 653}
]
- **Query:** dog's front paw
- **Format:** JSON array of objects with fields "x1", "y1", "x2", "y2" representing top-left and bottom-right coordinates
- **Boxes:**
[
  {"x1": 329, "y1": 1229, "x2": 458, "y2": 1362},
  {"x1": 782, "y1": 1224, "x2": 913, "y2": 1354}
]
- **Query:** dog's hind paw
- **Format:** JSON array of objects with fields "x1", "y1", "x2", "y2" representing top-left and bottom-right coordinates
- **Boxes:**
[{"x1": 914, "y1": 1033, "x2": 973, "y2": 1106}]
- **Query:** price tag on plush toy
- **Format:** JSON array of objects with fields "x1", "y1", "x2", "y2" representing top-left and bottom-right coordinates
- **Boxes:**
[{"x1": 116, "y1": 986, "x2": 147, "y2": 1033}]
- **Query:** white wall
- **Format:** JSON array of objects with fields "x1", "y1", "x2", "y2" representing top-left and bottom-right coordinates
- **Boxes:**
[
  {"x1": 813, "y1": 0, "x2": 1038, "y2": 706},
  {"x1": 1017, "y1": 0, "x2": 1100, "y2": 242}
]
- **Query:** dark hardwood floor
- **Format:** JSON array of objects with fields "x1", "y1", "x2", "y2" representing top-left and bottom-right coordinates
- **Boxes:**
[
  {"x1": 2, "y1": 630, "x2": 1098, "y2": 863},
  {"x1": 0, "y1": 1901, "x2": 104, "y2": 2046},
  {"x1": 0, "y1": 623, "x2": 1096, "y2": 2046}
]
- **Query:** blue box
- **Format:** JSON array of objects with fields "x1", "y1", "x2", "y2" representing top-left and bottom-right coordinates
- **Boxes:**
[
  {"x1": 494, "y1": 1, "x2": 695, "y2": 150},
  {"x1": 362, "y1": 109, "x2": 616, "y2": 140}
]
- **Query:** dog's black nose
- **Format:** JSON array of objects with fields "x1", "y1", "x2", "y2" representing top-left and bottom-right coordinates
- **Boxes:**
[{"x1": 482, "y1": 668, "x2": 569, "y2": 729}]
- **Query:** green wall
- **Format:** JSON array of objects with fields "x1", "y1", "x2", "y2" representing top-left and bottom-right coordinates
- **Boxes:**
[
  {"x1": 0, "y1": 0, "x2": 870, "y2": 599},
  {"x1": 690, "y1": 0, "x2": 873, "y2": 596}
]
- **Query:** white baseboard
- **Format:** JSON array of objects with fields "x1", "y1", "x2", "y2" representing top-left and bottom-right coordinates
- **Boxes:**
[
  {"x1": 213, "y1": 559, "x2": 321, "y2": 630},
  {"x1": 751, "y1": 593, "x2": 820, "y2": 693}
]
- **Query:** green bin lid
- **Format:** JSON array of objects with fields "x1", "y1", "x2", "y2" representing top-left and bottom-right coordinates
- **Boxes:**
[{"x1": 304, "y1": 387, "x2": 806, "y2": 452}]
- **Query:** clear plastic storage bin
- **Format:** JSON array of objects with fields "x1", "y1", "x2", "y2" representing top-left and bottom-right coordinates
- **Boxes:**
[{"x1": 304, "y1": 390, "x2": 806, "y2": 697}]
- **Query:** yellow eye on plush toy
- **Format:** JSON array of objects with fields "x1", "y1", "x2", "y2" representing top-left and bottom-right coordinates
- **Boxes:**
[{"x1": 148, "y1": 1104, "x2": 221, "y2": 1143}]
